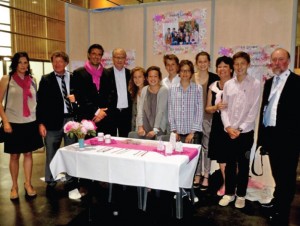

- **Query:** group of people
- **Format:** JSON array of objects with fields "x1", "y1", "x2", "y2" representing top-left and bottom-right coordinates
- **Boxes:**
[
  {"x1": 0, "y1": 45, "x2": 299, "y2": 226},
  {"x1": 165, "y1": 26, "x2": 199, "y2": 46}
]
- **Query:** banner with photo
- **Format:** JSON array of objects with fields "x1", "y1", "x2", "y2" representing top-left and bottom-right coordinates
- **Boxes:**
[
  {"x1": 153, "y1": 9, "x2": 208, "y2": 55},
  {"x1": 218, "y1": 44, "x2": 280, "y2": 82}
]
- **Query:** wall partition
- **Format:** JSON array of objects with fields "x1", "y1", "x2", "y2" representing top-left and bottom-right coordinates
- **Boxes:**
[{"x1": 66, "y1": 0, "x2": 297, "y2": 77}]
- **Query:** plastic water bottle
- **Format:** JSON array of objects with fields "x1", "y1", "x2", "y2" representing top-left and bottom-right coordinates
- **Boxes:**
[
  {"x1": 157, "y1": 136, "x2": 164, "y2": 152},
  {"x1": 105, "y1": 134, "x2": 111, "y2": 144},
  {"x1": 169, "y1": 132, "x2": 176, "y2": 151}
]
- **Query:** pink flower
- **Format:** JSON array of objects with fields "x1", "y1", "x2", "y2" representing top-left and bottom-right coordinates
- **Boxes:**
[
  {"x1": 64, "y1": 119, "x2": 97, "y2": 139},
  {"x1": 81, "y1": 119, "x2": 97, "y2": 131},
  {"x1": 64, "y1": 121, "x2": 80, "y2": 133}
]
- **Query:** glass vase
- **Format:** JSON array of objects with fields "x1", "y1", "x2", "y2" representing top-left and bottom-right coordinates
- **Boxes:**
[{"x1": 78, "y1": 138, "x2": 85, "y2": 149}]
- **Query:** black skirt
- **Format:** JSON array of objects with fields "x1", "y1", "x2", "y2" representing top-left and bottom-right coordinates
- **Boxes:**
[{"x1": 4, "y1": 121, "x2": 44, "y2": 154}]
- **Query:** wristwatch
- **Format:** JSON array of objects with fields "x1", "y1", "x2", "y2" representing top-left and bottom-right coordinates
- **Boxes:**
[{"x1": 153, "y1": 128, "x2": 159, "y2": 135}]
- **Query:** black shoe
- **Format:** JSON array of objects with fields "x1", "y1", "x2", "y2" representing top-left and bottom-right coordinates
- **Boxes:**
[
  {"x1": 64, "y1": 178, "x2": 78, "y2": 191},
  {"x1": 200, "y1": 185, "x2": 208, "y2": 191},
  {"x1": 200, "y1": 176, "x2": 209, "y2": 191},
  {"x1": 193, "y1": 182, "x2": 200, "y2": 188},
  {"x1": 46, "y1": 181, "x2": 57, "y2": 187},
  {"x1": 261, "y1": 199, "x2": 275, "y2": 208},
  {"x1": 46, "y1": 184, "x2": 57, "y2": 198},
  {"x1": 193, "y1": 175, "x2": 201, "y2": 188}
]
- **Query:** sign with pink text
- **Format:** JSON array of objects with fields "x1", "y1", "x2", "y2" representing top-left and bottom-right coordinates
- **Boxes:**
[{"x1": 218, "y1": 44, "x2": 280, "y2": 82}]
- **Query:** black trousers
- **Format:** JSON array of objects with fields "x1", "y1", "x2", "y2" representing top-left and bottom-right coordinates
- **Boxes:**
[
  {"x1": 262, "y1": 126, "x2": 300, "y2": 222},
  {"x1": 268, "y1": 143, "x2": 299, "y2": 220},
  {"x1": 178, "y1": 131, "x2": 202, "y2": 144},
  {"x1": 98, "y1": 107, "x2": 131, "y2": 137},
  {"x1": 224, "y1": 131, "x2": 254, "y2": 197}
]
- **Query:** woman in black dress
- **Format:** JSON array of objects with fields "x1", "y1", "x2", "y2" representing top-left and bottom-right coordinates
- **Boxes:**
[{"x1": 206, "y1": 56, "x2": 233, "y2": 196}]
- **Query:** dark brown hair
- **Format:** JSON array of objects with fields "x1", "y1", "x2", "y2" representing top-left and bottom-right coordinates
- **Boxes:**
[
  {"x1": 179, "y1": 59, "x2": 195, "y2": 75},
  {"x1": 163, "y1": 54, "x2": 179, "y2": 66},
  {"x1": 51, "y1": 51, "x2": 69, "y2": 64},
  {"x1": 9, "y1": 51, "x2": 31, "y2": 76},
  {"x1": 145, "y1": 66, "x2": 162, "y2": 80},
  {"x1": 216, "y1": 56, "x2": 234, "y2": 77},
  {"x1": 195, "y1": 51, "x2": 211, "y2": 62},
  {"x1": 128, "y1": 66, "x2": 148, "y2": 99},
  {"x1": 232, "y1": 51, "x2": 250, "y2": 64}
]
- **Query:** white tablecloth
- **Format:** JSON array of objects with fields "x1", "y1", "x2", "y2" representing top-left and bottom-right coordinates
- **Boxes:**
[{"x1": 50, "y1": 137, "x2": 201, "y2": 192}]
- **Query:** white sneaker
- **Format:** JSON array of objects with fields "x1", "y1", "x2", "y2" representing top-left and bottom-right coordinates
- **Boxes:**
[
  {"x1": 193, "y1": 196, "x2": 199, "y2": 203},
  {"x1": 219, "y1": 195, "x2": 235, "y2": 206},
  {"x1": 235, "y1": 196, "x2": 245, "y2": 208}
]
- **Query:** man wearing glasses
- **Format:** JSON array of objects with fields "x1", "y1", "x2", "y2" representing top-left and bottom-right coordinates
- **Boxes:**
[{"x1": 98, "y1": 48, "x2": 132, "y2": 137}]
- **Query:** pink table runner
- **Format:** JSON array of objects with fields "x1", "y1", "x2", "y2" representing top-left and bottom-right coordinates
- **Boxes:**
[{"x1": 85, "y1": 138, "x2": 199, "y2": 162}]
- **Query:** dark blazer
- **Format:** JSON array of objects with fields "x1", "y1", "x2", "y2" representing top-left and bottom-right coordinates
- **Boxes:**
[
  {"x1": 99, "y1": 67, "x2": 132, "y2": 113},
  {"x1": 98, "y1": 66, "x2": 132, "y2": 136},
  {"x1": 36, "y1": 72, "x2": 75, "y2": 130},
  {"x1": 72, "y1": 67, "x2": 100, "y2": 121},
  {"x1": 257, "y1": 71, "x2": 300, "y2": 150}
]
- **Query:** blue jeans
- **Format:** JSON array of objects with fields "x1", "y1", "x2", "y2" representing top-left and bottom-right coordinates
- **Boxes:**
[{"x1": 44, "y1": 118, "x2": 76, "y2": 183}]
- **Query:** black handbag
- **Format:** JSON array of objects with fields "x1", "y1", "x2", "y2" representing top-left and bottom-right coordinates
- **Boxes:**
[
  {"x1": 251, "y1": 146, "x2": 264, "y2": 176},
  {"x1": 0, "y1": 75, "x2": 12, "y2": 143}
]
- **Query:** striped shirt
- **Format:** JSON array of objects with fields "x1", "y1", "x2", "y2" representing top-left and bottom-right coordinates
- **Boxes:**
[{"x1": 168, "y1": 82, "x2": 203, "y2": 134}]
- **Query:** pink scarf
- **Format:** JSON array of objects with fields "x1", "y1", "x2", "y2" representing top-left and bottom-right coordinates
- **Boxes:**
[
  {"x1": 84, "y1": 60, "x2": 103, "y2": 91},
  {"x1": 13, "y1": 73, "x2": 32, "y2": 117}
]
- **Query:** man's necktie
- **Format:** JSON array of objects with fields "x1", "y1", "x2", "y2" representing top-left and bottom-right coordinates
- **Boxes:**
[
  {"x1": 57, "y1": 75, "x2": 72, "y2": 114},
  {"x1": 263, "y1": 76, "x2": 280, "y2": 127}
]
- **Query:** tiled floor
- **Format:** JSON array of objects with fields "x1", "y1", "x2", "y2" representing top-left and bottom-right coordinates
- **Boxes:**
[{"x1": 0, "y1": 144, "x2": 299, "y2": 226}]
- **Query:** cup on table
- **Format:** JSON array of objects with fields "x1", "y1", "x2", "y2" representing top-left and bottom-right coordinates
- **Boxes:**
[
  {"x1": 98, "y1": 132, "x2": 104, "y2": 142},
  {"x1": 165, "y1": 143, "x2": 173, "y2": 155},
  {"x1": 175, "y1": 141, "x2": 183, "y2": 152},
  {"x1": 104, "y1": 134, "x2": 111, "y2": 144}
]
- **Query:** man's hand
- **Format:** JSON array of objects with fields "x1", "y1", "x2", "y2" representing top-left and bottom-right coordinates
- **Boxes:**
[
  {"x1": 225, "y1": 127, "x2": 240, "y2": 139},
  {"x1": 185, "y1": 133, "x2": 194, "y2": 143},
  {"x1": 146, "y1": 131, "x2": 156, "y2": 139},
  {"x1": 93, "y1": 108, "x2": 108, "y2": 123},
  {"x1": 138, "y1": 126, "x2": 146, "y2": 137},
  {"x1": 39, "y1": 124, "x2": 47, "y2": 137},
  {"x1": 68, "y1": 94, "x2": 76, "y2": 103}
]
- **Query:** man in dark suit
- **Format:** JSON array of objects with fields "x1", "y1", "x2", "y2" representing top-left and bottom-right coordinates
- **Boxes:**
[
  {"x1": 257, "y1": 48, "x2": 300, "y2": 225},
  {"x1": 37, "y1": 51, "x2": 76, "y2": 187},
  {"x1": 72, "y1": 44, "x2": 107, "y2": 126},
  {"x1": 98, "y1": 48, "x2": 132, "y2": 137}
]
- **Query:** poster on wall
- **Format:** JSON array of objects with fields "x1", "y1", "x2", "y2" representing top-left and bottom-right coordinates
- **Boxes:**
[
  {"x1": 101, "y1": 50, "x2": 136, "y2": 69},
  {"x1": 218, "y1": 44, "x2": 280, "y2": 83},
  {"x1": 153, "y1": 9, "x2": 208, "y2": 55}
]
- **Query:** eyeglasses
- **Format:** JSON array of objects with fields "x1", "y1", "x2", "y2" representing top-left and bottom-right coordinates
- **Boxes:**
[
  {"x1": 180, "y1": 70, "x2": 191, "y2": 74},
  {"x1": 113, "y1": 56, "x2": 126, "y2": 60},
  {"x1": 271, "y1": 57, "x2": 286, "y2": 63},
  {"x1": 233, "y1": 62, "x2": 248, "y2": 67}
]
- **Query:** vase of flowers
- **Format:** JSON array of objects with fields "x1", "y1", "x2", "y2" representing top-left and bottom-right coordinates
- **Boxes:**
[
  {"x1": 63, "y1": 120, "x2": 97, "y2": 149},
  {"x1": 78, "y1": 138, "x2": 85, "y2": 149}
]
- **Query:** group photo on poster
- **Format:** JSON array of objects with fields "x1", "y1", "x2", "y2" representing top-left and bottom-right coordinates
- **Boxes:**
[
  {"x1": 153, "y1": 9, "x2": 208, "y2": 55},
  {"x1": 163, "y1": 20, "x2": 200, "y2": 46}
]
